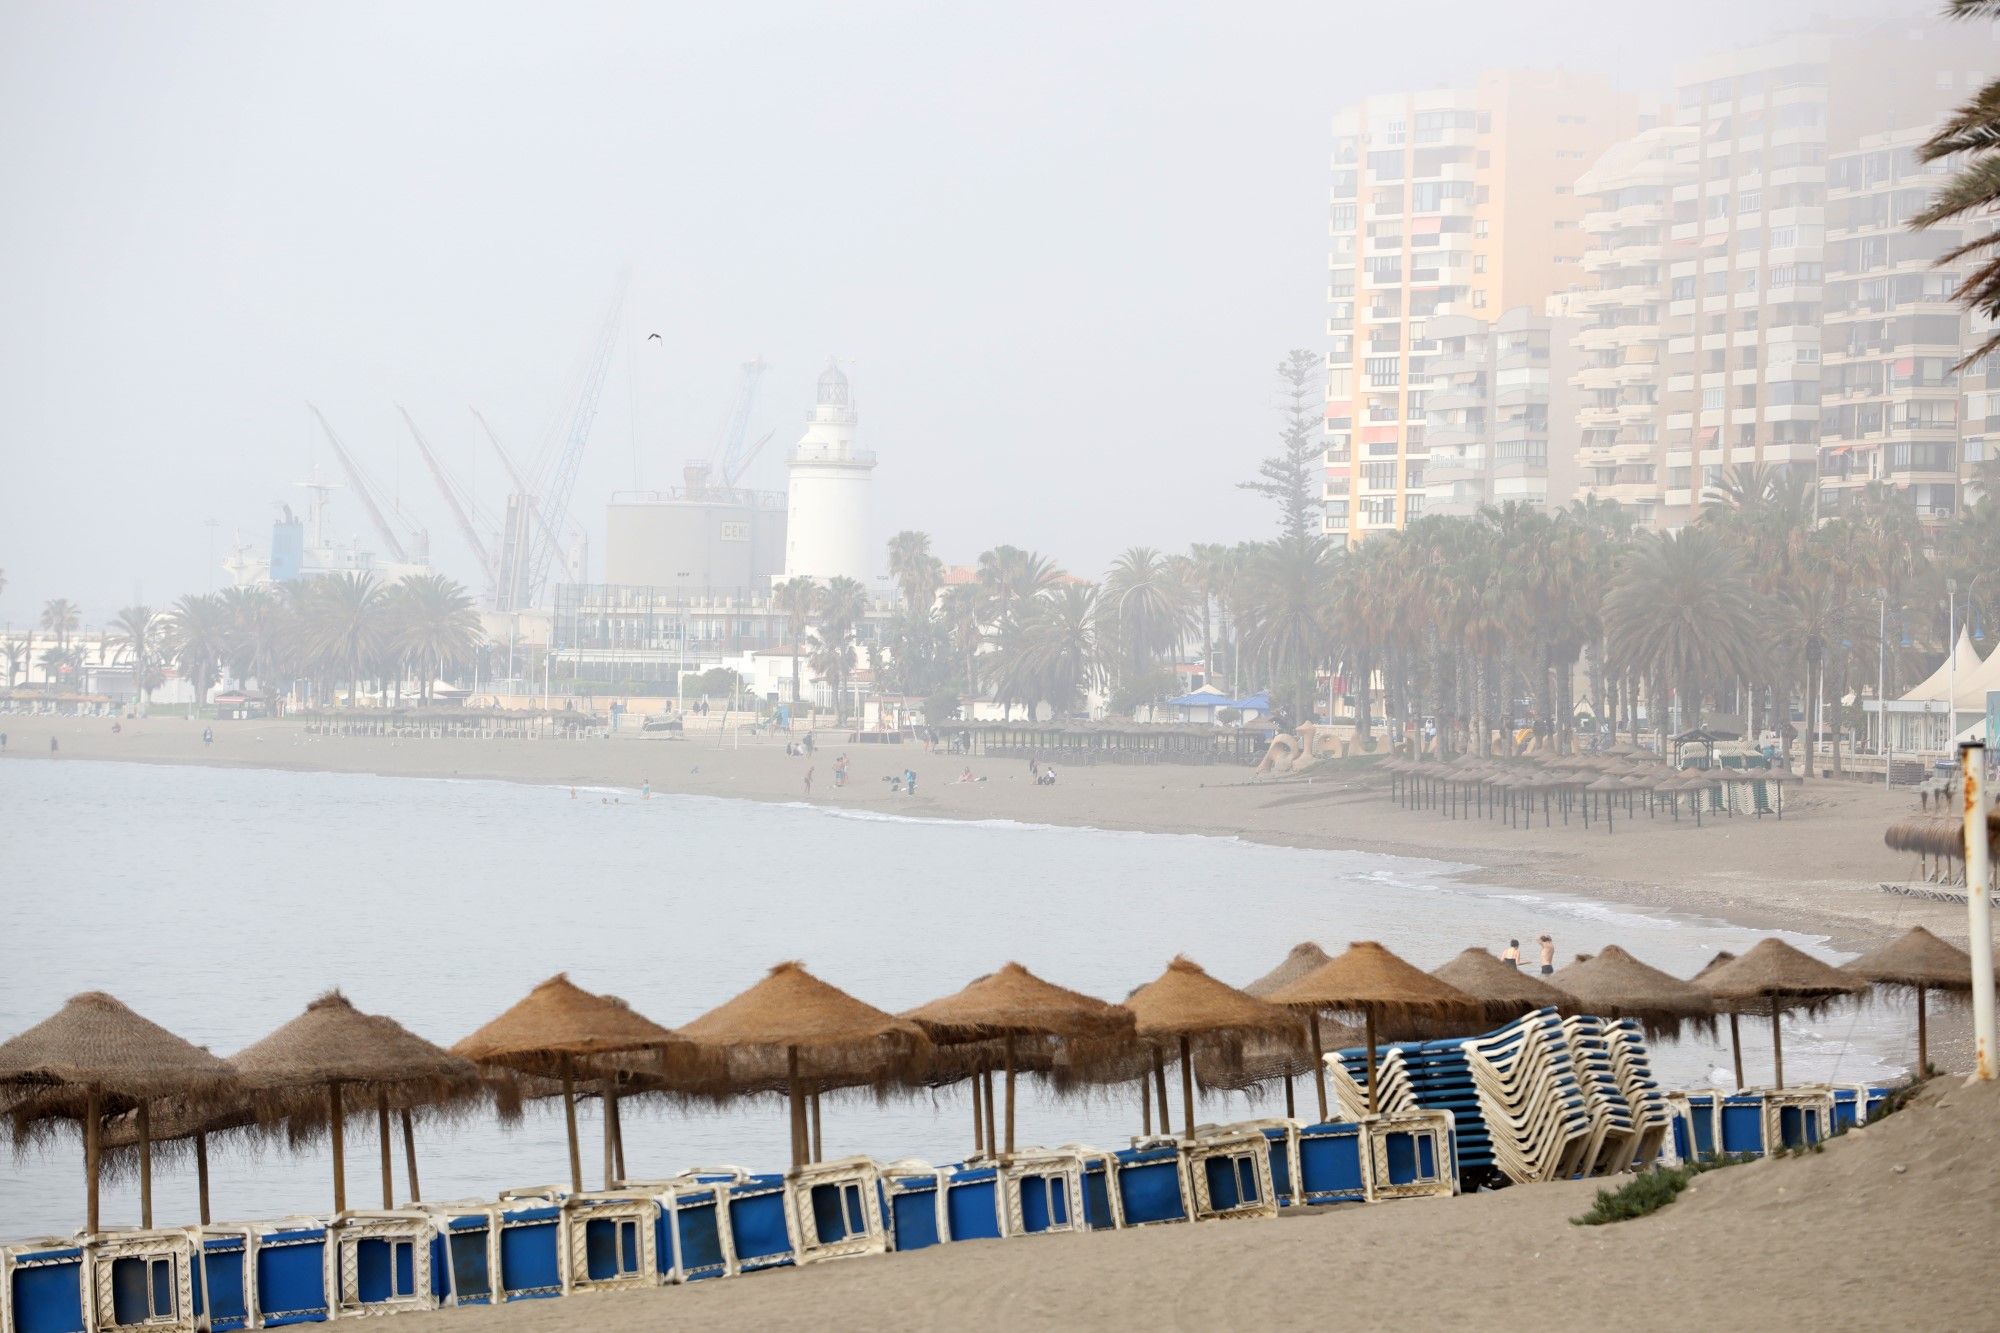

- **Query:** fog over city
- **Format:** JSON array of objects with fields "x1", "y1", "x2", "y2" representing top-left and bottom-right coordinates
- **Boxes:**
[{"x1": 0, "y1": 0, "x2": 1876, "y2": 622}]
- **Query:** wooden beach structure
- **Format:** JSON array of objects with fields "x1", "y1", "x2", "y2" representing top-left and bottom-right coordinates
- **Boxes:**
[
  {"x1": 940, "y1": 720, "x2": 1265, "y2": 766},
  {"x1": 1840, "y1": 927, "x2": 1978, "y2": 1077},
  {"x1": 1697, "y1": 940, "x2": 1867, "y2": 1089},
  {"x1": 1547, "y1": 946, "x2": 1716, "y2": 1042},
  {"x1": 0, "y1": 993, "x2": 237, "y2": 1233},
  {"x1": 1427, "y1": 948, "x2": 1574, "y2": 1032},
  {"x1": 1216, "y1": 943, "x2": 1341, "y2": 1121},
  {"x1": 1121, "y1": 958, "x2": 1297, "y2": 1137}
]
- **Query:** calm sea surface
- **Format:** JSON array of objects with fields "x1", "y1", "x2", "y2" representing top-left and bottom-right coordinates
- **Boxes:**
[{"x1": 0, "y1": 759, "x2": 1907, "y2": 1240}]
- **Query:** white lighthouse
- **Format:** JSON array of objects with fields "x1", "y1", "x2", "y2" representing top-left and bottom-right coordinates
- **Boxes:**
[{"x1": 782, "y1": 358, "x2": 876, "y2": 586}]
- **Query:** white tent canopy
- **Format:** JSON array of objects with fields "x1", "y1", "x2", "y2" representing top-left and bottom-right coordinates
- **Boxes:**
[{"x1": 1898, "y1": 627, "x2": 1983, "y2": 706}]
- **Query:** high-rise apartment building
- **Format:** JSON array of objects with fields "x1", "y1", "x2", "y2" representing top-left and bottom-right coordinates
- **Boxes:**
[
  {"x1": 1424, "y1": 308, "x2": 1582, "y2": 517},
  {"x1": 1567, "y1": 126, "x2": 1697, "y2": 528},
  {"x1": 1819, "y1": 128, "x2": 1968, "y2": 525},
  {"x1": 1323, "y1": 72, "x2": 1638, "y2": 542}
]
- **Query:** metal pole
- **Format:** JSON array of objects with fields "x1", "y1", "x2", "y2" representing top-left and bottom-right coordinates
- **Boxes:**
[
  {"x1": 1880, "y1": 593, "x2": 1889, "y2": 788},
  {"x1": 1948, "y1": 582, "x2": 1959, "y2": 753},
  {"x1": 1962, "y1": 742, "x2": 1994, "y2": 1080}
]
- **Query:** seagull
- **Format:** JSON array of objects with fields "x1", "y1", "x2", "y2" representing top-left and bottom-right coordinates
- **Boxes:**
[{"x1": 647, "y1": 332, "x2": 662, "y2": 340}]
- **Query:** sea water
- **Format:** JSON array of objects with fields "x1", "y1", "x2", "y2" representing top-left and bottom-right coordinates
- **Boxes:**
[{"x1": 0, "y1": 759, "x2": 1906, "y2": 1239}]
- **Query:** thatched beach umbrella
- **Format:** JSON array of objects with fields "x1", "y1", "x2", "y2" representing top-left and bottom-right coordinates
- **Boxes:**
[
  {"x1": 678, "y1": 962, "x2": 928, "y2": 1170},
  {"x1": 0, "y1": 993, "x2": 236, "y2": 1232},
  {"x1": 1841, "y1": 927, "x2": 1975, "y2": 1077},
  {"x1": 904, "y1": 962, "x2": 1131, "y2": 1156},
  {"x1": 1239, "y1": 942, "x2": 1335, "y2": 1120},
  {"x1": 1548, "y1": 945, "x2": 1716, "y2": 1041},
  {"x1": 232, "y1": 992, "x2": 483, "y2": 1213},
  {"x1": 1123, "y1": 957, "x2": 1297, "y2": 1137},
  {"x1": 453, "y1": 974, "x2": 686, "y2": 1192},
  {"x1": 1429, "y1": 948, "x2": 1572, "y2": 1029},
  {"x1": 1690, "y1": 952, "x2": 1744, "y2": 1087},
  {"x1": 1697, "y1": 939, "x2": 1866, "y2": 1089},
  {"x1": 1267, "y1": 942, "x2": 1483, "y2": 1115}
]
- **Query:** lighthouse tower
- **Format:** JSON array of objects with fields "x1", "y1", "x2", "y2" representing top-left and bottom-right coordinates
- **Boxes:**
[{"x1": 782, "y1": 358, "x2": 876, "y2": 585}]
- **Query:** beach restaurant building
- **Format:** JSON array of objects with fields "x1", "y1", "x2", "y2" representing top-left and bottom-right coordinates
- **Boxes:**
[{"x1": 1866, "y1": 628, "x2": 1999, "y2": 756}]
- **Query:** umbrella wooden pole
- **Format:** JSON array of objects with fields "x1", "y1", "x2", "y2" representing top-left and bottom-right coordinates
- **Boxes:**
[
  {"x1": 600, "y1": 1077, "x2": 617, "y2": 1190},
  {"x1": 195, "y1": 1131, "x2": 212, "y2": 1225},
  {"x1": 559, "y1": 1057, "x2": 583, "y2": 1193},
  {"x1": 1917, "y1": 985, "x2": 1929, "y2": 1075},
  {"x1": 1284, "y1": 1074, "x2": 1295, "y2": 1120},
  {"x1": 1728, "y1": 1014, "x2": 1744, "y2": 1090},
  {"x1": 972, "y1": 1065, "x2": 984, "y2": 1154},
  {"x1": 329, "y1": 1079, "x2": 348, "y2": 1213},
  {"x1": 1364, "y1": 1011, "x2": 1379, "y2": 1116},
  {"x1": 1003, "y1": 1034, "x2": 1017, "y2": 1155},
  {"x1": 84, "y1": 1084, "x2": 101, "y2": 1235},
  {"x1": 1178, "y1": 1034, "x2": 1195, "y2": 1139},
  {"x1": 786, "y1": 1047, "x2": 804, "y2": 1171},
  {"x1": 1139, "y1": 1075, "x2": 1151, "y2": 1135},
  {"x1": 1770, "y1": 996, "x2": 1785, "y2": 1090},
  {"x1": 1308, "y1": 1014, "x2": 1329, "y2": 1121},
  {"x1": 1151, "y1": 1050, "x2": 1172, "y2": 1136},
  {"x1": 377, "y1": 1090, "x2": 394, "y2": 1208},
  {"x1": 400, "y1": 1110, "x2": 421, "y2": 1204},
  {"x1": 611, "y1": 1099, "x2": 626, "y2": 1185},
  {"x1": 137, "y1": 1100, "x2": 153, "y2": 1228},
  {"x1": 810, "y1": 1092, "x2": 823, "y2": 1163},
  {"x1": 983, "y1": 1067, "x2": 997, "y2": 1155}
]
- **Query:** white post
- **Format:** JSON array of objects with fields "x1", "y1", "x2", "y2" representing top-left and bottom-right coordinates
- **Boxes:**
[
  {"x1": 1964, "y1": 742, "x2": 1995, "y2": 1081},
  {"x1": 1948, "y1": 583, "x2": 1959, "y2": 752},
  {"x1": 1879, "y1": 593, "x2": 1889, "y2": 788}
]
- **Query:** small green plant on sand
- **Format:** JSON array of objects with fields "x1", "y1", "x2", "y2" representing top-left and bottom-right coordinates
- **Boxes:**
[{"x1": 1571, "y1": 1155, "x2": 1750, "y2": 1226}]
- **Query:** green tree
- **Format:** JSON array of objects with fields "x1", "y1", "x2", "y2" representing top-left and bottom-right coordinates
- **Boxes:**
[
  {"x1": 1236, "y1": 535, "x2": 1339, "y2": 728},
  {"x1": 1914, "y1": 5, "x2": 2000, "y2": 366},
  {"x1": 1103, "y1": 546, "x2": 1193, "y2": 685},
  {"x1": 886, "y1": 531, "x2": 943, "y2": 612},
  {"x1": 772, "y1": 575, "x2": 818, "y2": 705},
  {"x1": 1239, "y1": 349, "x2": 1326, "y2": 541},
  {"x1": 808, "y1": 575, "x2": 869, "y2": 722},
  {"x1": 387, "y1": 574, "x2": 483, "y2": 705},
  {"x1": 164, "y1": 592, "x2": 231, "y2": 707},
  {"x1": 1604, "y1": 530, "x2": 1767, "y2": 733},
  {"x1": 106, "y1": 605, "x2": 162, "y2": 715},
  {"x1": 296, "y1": 573, "x2": 391, "y2": 705},
  {"x1": 39, "y1": 598, "x2": 80, "y2": 654}
]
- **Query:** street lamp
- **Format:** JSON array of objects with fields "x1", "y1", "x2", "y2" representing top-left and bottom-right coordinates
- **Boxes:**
[
  {"x1": 1948, "y1": 577, "x2": 1960, "y2": 753},
  {"x1": 1878, "y1": 588, "x2": 1889, "y2": 788},
  {"x1": 675, "y1": 572, "x2": 691, "y2": 713}
]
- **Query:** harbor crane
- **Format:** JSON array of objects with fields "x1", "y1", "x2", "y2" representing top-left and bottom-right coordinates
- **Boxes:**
[
  {"x1": 308, "y1": 404, "x2": 428, "y2": 566},
  {"x1": 471, "y1": 407, "x2": 580, "y2": 607},
  {"x1": 397, "y1": 404, "x2": 496, "y2": 593},
  {"x1": 685, "y1": 356, "x2": 776, "y2": 495},
  {"x1": 516, "y1": 285, "x2": 624, "y2": 608}
]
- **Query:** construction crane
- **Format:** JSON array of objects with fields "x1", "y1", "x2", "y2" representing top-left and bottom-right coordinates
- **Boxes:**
[
  {"x1": 521, "y1": 286, "x2": 624, "y2": 605},
  {"x1": 397, "y1": 404, "x2": 495, "y2": 591},
  {"x1": 472, "y1": 407, "x2": 579, "y2": 611},
  {"x1": 686, "y1": 356, "x2": 775, "y2": 495},
  {"x1": 308, "y1": 404, "x2": 428, "y2": 565}
]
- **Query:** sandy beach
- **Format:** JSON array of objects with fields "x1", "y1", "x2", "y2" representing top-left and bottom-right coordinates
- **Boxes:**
[{"x1": 369, "y1": 1075, "x2": 1996, "y2": 1333}]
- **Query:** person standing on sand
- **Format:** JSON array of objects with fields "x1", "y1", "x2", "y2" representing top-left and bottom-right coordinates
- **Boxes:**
[
  {"x1": 804, "y1": 767, "x2": 814, "y2": 796},
  {"x1": 1537, "y1": 934, "x2": 1554, "y2": 975},
  {"x1": 49, "y1": 736, "x2": 59, "y2": 756},
  {"x1": 1501, "y1": 939, "x2": 1521, "y2": 968},
  {"x1": 642, "y1": 778, "x2": 651, "y2": 799}
]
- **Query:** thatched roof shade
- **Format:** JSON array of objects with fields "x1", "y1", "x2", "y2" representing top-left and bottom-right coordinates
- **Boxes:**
[
  {"x1": 235, "y1": 991, "x2": 483, "y2": 1116},
  {"x1": 1123, "y1": 957, "x2": 1297, "y2": 1042},
  {"x1": 452, "y1": 973, "x2": 685, "y2": 1078},
  {"x1": 1698, "y1": 938, "x2": 1868, "y2": 1014},
  {"x1": 1241, "y1": 943, "x2": 1334, "y2": 999},
  {"x1": 678, "y1": 963, "x2": 928, "y2": 1092},
  {"x1": 1884, "y1": 814, "x2": 1972, "y2": 860},
  {"x1": 1548, "y1": 945, "x2": 1716, "y2": 1039},
  {"x1": 0, "y1": 992, "x2": 237, "y2": 1122},
  {"x1": 903, "y1": 963, "x2": 1132, "y2": 1045},
  {"x1": 1266, "y1": 941, "x2": 1483, "y2": 1033},
  {"x1": 1429, "y1": 948, "x2": 1572, "y2": 1025},
  {"x1": 1841, "y1": 927, "x2": 1974, "y2": 998},
  {"x1": 1691, "y1": 950, "x2": 1736, "y2": 980}
]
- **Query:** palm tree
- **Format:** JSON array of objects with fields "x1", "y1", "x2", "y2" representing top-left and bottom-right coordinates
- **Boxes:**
[
  {"x1": 39, "y1": 598, "x2": 80, "y2": 654},
  {"x1": 1, "y1": 635, "x2": 27, "y2": 690},
  {"x1": 1235, "y1": 536, "x2": 1339, "y2": 727},
  {"x1": 164, "y1": 592, "x2": 231, "y2": 707},
  {"x1": 387, "y1": 574, "x2": 483, "y2": 705},
  {"x1": 772, "y1": 575, "x2": 818, "y2": 705},
  {"x1": 1915, "y1": 6, "x2": 2000, "y2": 366},
  {"x1": 976, "y1": 546, "x2": 1061, "y2": 629},
  {"x1": 1103, "y1": 547, "x2": 1193, "y2": 686},
  {"x1": 1604, "y1": 529, "x2": 1767, "y2": 733},
  {"x1": 220, "y1": 586, "x2": 296, "y2": 709},
  {"x1": 106, "y1": 606, "x2": 161, "y2": 716},
  {"x1": 296, "y1": 573, "x2": 391, "y2": 705},
  {"x1": 808, "y1": 576, "x2": 869, "y2": 721},
  {"x1": 942, "y1": 583, "x2": 986, "y2": 698},
  {"x1": 886, "y1": 531, "x2": 943, "y2": 612},
  {"x1": 1187, "y1": 542, "x2": 1234, "y2": 685}
]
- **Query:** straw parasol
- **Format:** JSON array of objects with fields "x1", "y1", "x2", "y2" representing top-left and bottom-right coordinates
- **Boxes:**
[
  {"x1": 904, "y1": 962, "x2": 1131, "y2": 1157},
  {"x1": 1548, "y1": 945, "x2": 1716, "y2": 1041},
  {"x1": 453, "y1": 974, "x2": 686, "y2": 1192},
  {"x1": 0, "y1": 992, "x2": 237, "y2": 1233},
  {"x1": 1697, "y1": 939, "x2": 1866, "y2": 1089},
  {"x1": 1428, "y1": 948, "x2": 1572, "y2": 1029},
  {"x1": 231, "y1": 991, "x2": 482, "y2": 1214},
  {"x1": 1267, "y1": 942, "x2": 1484, "y2": 1115},
  {"x1": 1690, "y1": 952, "x2": 1744, "y2": 1087},
  {"x1": 1122, "y1": 957, "x2": 1297, "y2": 1139},
  {"x1": 1238, "y1": 942, "x2": 1335, "y2": 1120},
  {"x1": 1840, "y1": 926, "x2": 1975, "y2": 1077},
  {"x1": 678, "y1": 962, "x2": 928, "y2": 1170}
]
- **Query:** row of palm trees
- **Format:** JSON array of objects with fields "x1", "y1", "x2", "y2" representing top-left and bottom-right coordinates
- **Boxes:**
[
  {"x1": 17, "y1": 573, "x2": 484, "y2": 711},
  {"x1": 857, "y1": 462, "x2": 1996, "y2": 772}
]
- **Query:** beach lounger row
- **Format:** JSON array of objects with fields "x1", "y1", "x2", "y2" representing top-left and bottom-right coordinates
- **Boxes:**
[
  {"x1": 1, "y1": 1117, "x2": 1465, "y2": 1332},
  {"x1": 1665, "y1": 1084, "x2": 1893, "y2": 1164}
]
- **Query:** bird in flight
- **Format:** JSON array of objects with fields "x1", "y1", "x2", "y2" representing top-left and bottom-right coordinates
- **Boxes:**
[{"x1": 647, "y1": 332, "x2": 662, "y2": 340}]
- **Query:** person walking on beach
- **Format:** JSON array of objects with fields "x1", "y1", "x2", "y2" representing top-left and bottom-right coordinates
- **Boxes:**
[
  {"x1": 1501, "y1": 939, "x2": 1521, "y2": 968},
  {"x1": 1537, "y1": 934, "x2": 1555, "y2": 975},
  {"x1": 804, "y1": 766, "x2": 815, "y2": 796},
  {"x1": 202, "y1": 726, "x2": 213, "y2": 747},
  {"x1": 834, "y1": 754, "x2": 849, "y2": 788},
  {"x1": 642, "y1": 777, "x2": 651, "y2": 800},
  {"x1": 49, "y1": 736, "x2": 58, "y2": 757},
  {"x1": 903, "y1": 767, "x2": 917, "y2": 796}
]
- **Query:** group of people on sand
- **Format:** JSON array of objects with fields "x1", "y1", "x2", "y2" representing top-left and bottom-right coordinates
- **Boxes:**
[
  {"x1": 1500, "y1": 934, "x2": 1556, "y2": 975},
  {"x1": 1028, "y1": 756, "x2": 1058, "y2": 786}
]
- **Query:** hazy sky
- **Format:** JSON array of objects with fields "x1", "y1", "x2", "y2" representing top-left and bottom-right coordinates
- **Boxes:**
[{"x1": 1, "y1": 0, "x2": 1881, "y2": 626}]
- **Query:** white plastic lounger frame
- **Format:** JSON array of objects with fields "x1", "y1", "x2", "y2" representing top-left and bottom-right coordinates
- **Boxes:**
[
  {"x1": 1184, "y1": 1128, "x2": 1279, "y2": 1221},
  {"x1": 329, "y1": 1209, "x2": 437, "y2": 1317},
  {"x1": 1761, "y1": 1087, "x2": 1834, "y2": 1154},
  {"x1": 1361, "y1": 1110, "x2": 1458, "y2": 1201},
  {"x1": 786, "y1": 1158, "x2": 888, "y2": 1264},
  {"x1": 997, "y1": 1149, "x2": 1090, "y2": 1238},
  {"x1": 90, "y1": 1227, "x2": 199, "y2": 1333},
  {"x1": 561, "y1": 1192, "x2": 660, "y2": 1295}
]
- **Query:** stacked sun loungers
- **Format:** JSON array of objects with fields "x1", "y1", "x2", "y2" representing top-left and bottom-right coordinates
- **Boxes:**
[{"x1": 1666, "y1": 1083, "x2": 1894, "y2": 1164}]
